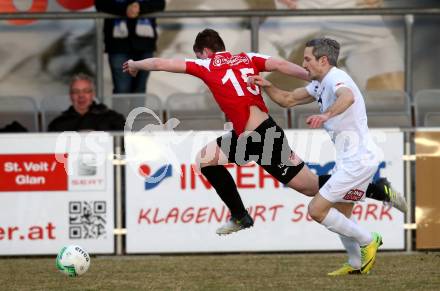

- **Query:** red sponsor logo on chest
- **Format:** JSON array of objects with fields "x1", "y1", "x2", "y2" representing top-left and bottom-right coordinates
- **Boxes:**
[{"x1": 212, "y1": 55, "x2": 250, "y2": 67}]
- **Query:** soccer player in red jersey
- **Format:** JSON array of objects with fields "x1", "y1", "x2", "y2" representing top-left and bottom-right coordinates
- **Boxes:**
[{"x1": 124, "y1": 28, "x2": 318, "y2": 231}]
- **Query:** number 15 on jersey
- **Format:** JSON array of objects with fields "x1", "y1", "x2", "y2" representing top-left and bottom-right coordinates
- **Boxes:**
[{"x1": 221, "y1": 68, "x2": 260, "y2": 96}]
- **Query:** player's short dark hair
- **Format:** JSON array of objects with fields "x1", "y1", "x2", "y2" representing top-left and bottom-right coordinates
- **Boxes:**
[
  {"x1": 305, "y1": 38, "x2": 340, "y2": 66},
  {"x1": 193, "y1": 29, "x2": 226, "y2": 54}
]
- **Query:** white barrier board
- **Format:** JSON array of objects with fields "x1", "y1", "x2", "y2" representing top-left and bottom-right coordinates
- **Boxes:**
[
  {"x1": 125, "y1": 130, "x2": 404, "y2": 253},
  {"x1": 0, "y1": 133, "x2": 114, "y2": 255}
]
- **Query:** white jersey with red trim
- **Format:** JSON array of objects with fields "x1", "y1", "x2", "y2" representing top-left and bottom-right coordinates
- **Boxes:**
[
  {"x1": 185, "y1": 51, "x2": 270, "y2": 134},
  {"x1": 305, "y1": 67, "x2": 380, "y2": 166}
]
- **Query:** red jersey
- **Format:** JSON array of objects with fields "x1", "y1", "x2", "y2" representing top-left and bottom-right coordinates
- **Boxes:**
[{"x1": 185, "y1": 51, "x2": 270, "y2": 134}]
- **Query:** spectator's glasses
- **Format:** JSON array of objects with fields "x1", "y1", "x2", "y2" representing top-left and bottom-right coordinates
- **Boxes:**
[{"x1": 71, "y1": 88, "x2": 94, "y2": 95}]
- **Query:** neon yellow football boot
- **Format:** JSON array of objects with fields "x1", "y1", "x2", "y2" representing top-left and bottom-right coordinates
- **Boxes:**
[
  {"x1": 327, "y1": 263, "x2": 361, "y2": 276},
  {"x1": 360, "y1": 232, "x2": 383, "y2": 274}
]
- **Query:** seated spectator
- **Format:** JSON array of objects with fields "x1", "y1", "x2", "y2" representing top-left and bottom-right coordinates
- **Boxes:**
[{"x1": 48, "y1": 73, "x2": 125, "y2": 132}]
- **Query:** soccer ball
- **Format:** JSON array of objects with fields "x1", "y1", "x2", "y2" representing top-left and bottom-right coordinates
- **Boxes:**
[{"x1": 56, "y1": 245, "x2": 90, "y2": 277}]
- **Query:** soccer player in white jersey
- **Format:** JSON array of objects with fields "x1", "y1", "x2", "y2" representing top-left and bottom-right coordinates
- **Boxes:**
[{"x1": 250, "y1": 38, "x2": 383, "y2": 275}]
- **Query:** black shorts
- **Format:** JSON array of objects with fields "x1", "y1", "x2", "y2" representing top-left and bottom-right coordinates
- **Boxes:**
[{"x1": 216, "y1": 116, "x2": 304, "y2": 184}]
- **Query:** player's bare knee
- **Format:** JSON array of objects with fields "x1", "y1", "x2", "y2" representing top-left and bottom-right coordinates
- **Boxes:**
[{"x1": 308, "y1": 202, "x2": 324, "y2": 222}]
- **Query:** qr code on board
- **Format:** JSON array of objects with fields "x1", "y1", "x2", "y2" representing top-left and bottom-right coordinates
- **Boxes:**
[{"x1": 69, "y1": 201, "x2": 107, "y2": 239}]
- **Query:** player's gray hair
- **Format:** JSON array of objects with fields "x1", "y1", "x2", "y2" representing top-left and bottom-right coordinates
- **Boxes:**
[
  {"x1": 70, "y1": 73, "x2": 95, "y2": 92},
  {"x1": 305, "y1": 38, "x2": 340, "y2": 66}
]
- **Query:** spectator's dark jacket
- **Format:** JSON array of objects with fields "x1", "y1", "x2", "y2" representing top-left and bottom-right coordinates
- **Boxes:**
[
  {"x1": 48, "y1": 102, "x2": 125, "y2": 132},
  {"x1": 95, "y1": 0, "x2": 166, "y2": 53}
]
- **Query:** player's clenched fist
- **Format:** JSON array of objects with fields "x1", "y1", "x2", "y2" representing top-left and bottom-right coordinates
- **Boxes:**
[
  {"x1": 247, "y1": 75, "x2": 272, "y2": 88},
  {"x1": 306, "y1": 113, "x2": 330, "y2": 129}
]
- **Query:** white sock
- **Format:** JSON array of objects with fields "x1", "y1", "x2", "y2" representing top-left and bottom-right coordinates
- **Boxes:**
[
  {"x1": 321, "y1": 208, "x2": 372, "y2": 246},
  {"x1": 339, "y1": 234, "x2": 361, "y2": 269}
]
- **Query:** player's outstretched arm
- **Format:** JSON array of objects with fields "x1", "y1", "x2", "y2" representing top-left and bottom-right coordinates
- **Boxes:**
[
  {"x1": 249, "y1": 75, "x2": 314, "y2": 108},
  {"x1": 123, "y1": 58, "x2": 186, "y2": 77},
  {"x1": 264, "y1": 57, "x2": 309, "y2": 81}
]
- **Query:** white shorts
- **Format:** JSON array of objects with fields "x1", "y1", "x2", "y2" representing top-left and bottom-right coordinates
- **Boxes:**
[{"x1": 319, "y1": 164, "x2": 377, "y2": 203}]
